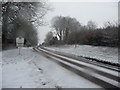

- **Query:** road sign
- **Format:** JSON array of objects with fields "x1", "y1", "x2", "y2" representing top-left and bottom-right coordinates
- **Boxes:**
[
  {"x1": 16, "y1": 37, "x2": 24, "y2": 44},
  {"x1": 16, "y1": 37, "x2": 24, "y2": 47},
  {"x1": 16, "y1": 37, "x2": 24, "y2": 55}
]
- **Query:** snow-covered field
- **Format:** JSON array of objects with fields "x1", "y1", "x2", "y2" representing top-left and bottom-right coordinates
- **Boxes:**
[
  {"x1": 45, "y1": 45, "x2": 118, "y2": 64},
  {"x1": 2, "y1": 47, "x2": 101, "y2": 88}
]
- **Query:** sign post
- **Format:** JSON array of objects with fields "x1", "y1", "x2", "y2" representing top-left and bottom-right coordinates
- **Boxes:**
[
  {"x1": 16, "y1": 37, "x2": 24, "y2": 55},
  {"x1": 16, "y1": 47, "x2": 21, "y2": 55}
]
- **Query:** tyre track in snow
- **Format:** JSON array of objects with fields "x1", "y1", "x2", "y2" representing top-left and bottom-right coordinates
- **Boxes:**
[
  {"x1": 42, "y1": 47, "x2": 119, "y2": 72},
  {"x1": 33, "y1": 47, "x2": 119, "y2": 89}
]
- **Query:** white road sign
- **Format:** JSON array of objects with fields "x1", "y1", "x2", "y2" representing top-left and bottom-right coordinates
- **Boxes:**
[
  {"x1": 16, "y1": 37, "x2": 24, "y2": 47},
  {"x1": 16, "y1": 37, "x2": 24, "y2": 43}
]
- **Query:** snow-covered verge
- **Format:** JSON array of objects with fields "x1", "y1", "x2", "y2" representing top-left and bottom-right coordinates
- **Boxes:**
[
  {"x1": 0, "y1": 51, "x2": 2, "y2": 90},
  {"x1": 45, "y1": 45, "x2": 118, "y2": 64},
  {"x1": 2, "y1": 47, "x2": 101, "y2": 88}
]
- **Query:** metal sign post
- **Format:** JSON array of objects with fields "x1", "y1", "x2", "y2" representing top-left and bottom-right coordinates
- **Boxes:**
[
  {"x1": 16, "y1": 37, "x2": 24, "y2": 55},
  {"x1": 19, "y1": 47, "x2": 20, "y2": 55}
]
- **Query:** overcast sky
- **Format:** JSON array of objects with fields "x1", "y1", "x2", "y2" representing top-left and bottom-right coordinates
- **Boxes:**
[{"x1": 38, "y1": 0, "x2": 119, "y2": 44}]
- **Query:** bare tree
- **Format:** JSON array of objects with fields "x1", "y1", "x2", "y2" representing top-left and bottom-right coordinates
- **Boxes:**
[
  {"x1": 51, "y1": 16, "x2": 62, "y2": 41},
  {"x1": 51, "y1": 16, "x2": 81, "y2": 44},
  {"x1": 44, "y1": 31, "x2": 53, "y2": 45},
  {"x1": 87, "y1": 20, "x2": 97, "y2": 30}
]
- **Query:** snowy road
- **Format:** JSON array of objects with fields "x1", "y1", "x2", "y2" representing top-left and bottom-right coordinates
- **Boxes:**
[
  {"x1": 2, "y1": 48, "x2": 102, "y2": 88},
  {"x1": 35, "y1": 47, "x2": 119, "y2": 89}
]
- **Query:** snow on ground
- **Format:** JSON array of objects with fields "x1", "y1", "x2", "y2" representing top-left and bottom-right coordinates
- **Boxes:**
[
  {"x1": 2, "y1": 47, "x2": 101, "y2": 88},
  {"x1": 45, "y1": 45, "x2": 118, "y2": 64},
  {"x1": 0, "y1": 51, "x2": 2, "y2": 89}
]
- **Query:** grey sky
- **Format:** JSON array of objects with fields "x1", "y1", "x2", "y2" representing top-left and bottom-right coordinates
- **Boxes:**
[{"x1": 38, "y1": 1, "x2": 118, "y2": 44}]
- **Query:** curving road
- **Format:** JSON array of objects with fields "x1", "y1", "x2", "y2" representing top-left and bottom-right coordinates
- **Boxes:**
[{"x1": 34, "y1": 46, "x2": 120, "y2": 89}]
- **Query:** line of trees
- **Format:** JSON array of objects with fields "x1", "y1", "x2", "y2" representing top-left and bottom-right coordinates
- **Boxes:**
[
  {"x1": 1, "y1": 0, "x2": 49, "y2": 48},
  {"x1": 44, "y1": 16, "x2": 119, "y2": 47}
]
